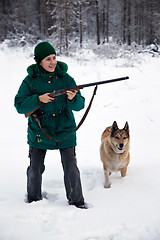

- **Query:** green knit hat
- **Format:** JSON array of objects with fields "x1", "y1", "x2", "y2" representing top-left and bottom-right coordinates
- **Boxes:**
[{"x1": 34, "y1": 42, "x2": 56, "y2": 63}]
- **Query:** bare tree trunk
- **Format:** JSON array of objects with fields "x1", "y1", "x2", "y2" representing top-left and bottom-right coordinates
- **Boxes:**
[
  {"x1": 102, "y1": 4, "x2": 105, "y2": 43},
  {"x1": 37, "y1": 0, "x2": 41, "y2": 33},
  {"x1": 148, "y1": 2, "x2": 154, "y2": 44},
  {"x1": 138, "y1": 3, "x2": 143, "y2": 45},
  {"x1": 59, "y1": 3, "x2": 63, "y2": 54},
  {"x1": 79, "y1": 2, "x2": 82, "y2": 48},
  {"x1": 127, "y1": 0, "x2": 131, "y2": 45},
  {"x1": 106, "y1": 0, "x2": 109, "y2": 43},
  {"x1": 123, "y1": 0, "x2": 127, "y2": 44},
  {"x1": 2, "y1": 0, "x2": 6, "y2": 14},
  {"x1": 2, "y1": 0, "x2": 7, "y2": 38},
  {"x1": 95, "y1": 0, "x2": 100, "y2": 45},
  {"x1": 122, "y1": 0, "x2": 131, "y2": 45},
  {"x1": 65, "y1": 1, "x2": 69, "y2": 52},
  {"x1": 134, "y1": 1, "x2": 138, "y2": 44}
]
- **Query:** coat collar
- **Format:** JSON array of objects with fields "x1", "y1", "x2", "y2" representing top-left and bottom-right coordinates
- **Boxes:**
[{"x1": 27, "y1": 61, "x2": 68, "y2": 78}]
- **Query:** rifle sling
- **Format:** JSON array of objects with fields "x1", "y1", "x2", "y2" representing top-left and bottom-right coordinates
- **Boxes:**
[
  {"x1": 33, "y1": 85, "x2": 98, "y2": 142},
  {"x1": 33, "y1": 113, "x2": 52, "y2": 139}
]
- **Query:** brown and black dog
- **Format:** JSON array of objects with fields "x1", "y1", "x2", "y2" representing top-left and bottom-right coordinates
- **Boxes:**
[{"x1": 100, "y1": 121, "x2": 130, "y2": 188}]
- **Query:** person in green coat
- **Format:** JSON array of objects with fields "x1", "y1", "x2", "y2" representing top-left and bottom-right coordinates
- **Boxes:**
[{"x1": 14, "y1": 42, "x2": 87, "y2": 208}]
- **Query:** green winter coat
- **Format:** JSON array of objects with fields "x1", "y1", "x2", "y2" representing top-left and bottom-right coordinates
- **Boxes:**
[{"x1": 14, "y1": 61, "x2": 85, "y2": 150}]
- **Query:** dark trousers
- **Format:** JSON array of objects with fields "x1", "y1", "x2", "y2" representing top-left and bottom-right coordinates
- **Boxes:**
[{"x1": 27, "y1": 146, "x2": 84, "y2": 205}]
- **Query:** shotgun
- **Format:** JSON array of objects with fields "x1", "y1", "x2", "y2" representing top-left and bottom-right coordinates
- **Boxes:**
[{"x1": 25, "y1": 76, "x2": 129, "y2": 117}]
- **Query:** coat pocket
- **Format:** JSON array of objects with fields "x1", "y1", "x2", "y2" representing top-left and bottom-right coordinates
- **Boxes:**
[{"x1": 56, "y1": 109, "x2": 76, "y2": 132}]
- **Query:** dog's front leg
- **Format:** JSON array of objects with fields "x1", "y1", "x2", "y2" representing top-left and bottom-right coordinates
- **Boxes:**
[
  {"x1": 103, "y1": 166, "x2": 111, "y2": 188},
  {"x1": 121, "y1": 167, "x2": 127, "y2": 177}
]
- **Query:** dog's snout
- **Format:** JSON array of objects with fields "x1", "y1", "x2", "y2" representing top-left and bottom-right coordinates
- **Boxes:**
[{"x1": 119, "y1": 143, "x2": 124, "y2": 149}]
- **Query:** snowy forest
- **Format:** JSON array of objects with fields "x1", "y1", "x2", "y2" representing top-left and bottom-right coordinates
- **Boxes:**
[
  {"x1": 0, "y1": 0, "x2": 160, "y2": 54},
  {"x1": 1, "y1": 1, "x2": 160, "y2": 239}
]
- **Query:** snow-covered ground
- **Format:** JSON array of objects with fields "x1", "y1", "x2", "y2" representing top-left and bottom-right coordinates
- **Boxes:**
[{"x1": 0, "y1": 45, "x2": 160, "y2": 240}]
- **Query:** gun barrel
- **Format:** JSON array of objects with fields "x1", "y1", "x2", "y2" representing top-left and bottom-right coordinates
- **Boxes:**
[
  {"x1": 57, "y1": 76, "x2": 129, "y2": 93},
  {"x1": 76, "y1": 76, "x2": 129, "y2": 89}
]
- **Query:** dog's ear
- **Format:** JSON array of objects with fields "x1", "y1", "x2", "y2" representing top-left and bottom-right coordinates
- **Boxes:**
[
  {"x1": 123, "y1": 121, "x2": 129, "y2": 135},
  {"x1": 111, "y1": 121, "x2": 118, "y2": 136}
]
